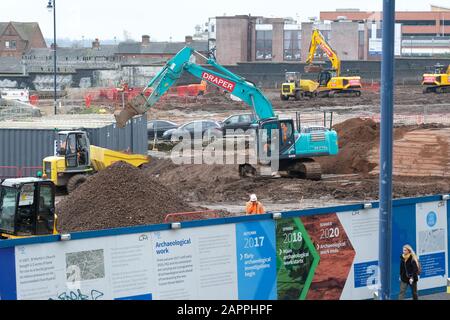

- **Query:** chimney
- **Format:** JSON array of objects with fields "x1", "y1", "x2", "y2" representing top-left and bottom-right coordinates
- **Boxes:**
[
  {"x1": 92, "y1": 38, "x2": 100, "y2": 49},
  {"x1": 142, "y1": 35, "x2": 150, "y2": 45},
  {"x1": 185, "y1": 35, "x2": 193, "y2": 44}
]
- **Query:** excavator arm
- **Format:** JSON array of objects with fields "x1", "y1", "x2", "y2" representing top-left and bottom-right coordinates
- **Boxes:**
[
  {"x1": 305, "y1": 29, "x2": 341, "y2": 77},
  {"x1": 114, "y1": 47, "x2": 275, "y2": 127}
]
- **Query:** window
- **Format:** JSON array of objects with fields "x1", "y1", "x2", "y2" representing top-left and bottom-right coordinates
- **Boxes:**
[
  {"x1": 396, "y1": 20, "x2": 436, "y2": 26},
  {"x1": 211, "y1": 25, "x2": 215, "y2": 33},
  {"x1": 5, "y1": 40, "x2": 16, "y2": 50},
  {"x1": 359, "y1": 30, "x2": 365, "y2": 44},
  {"x1": 227, "y1": 116, "x2": 240, "y2": 124},
  {"x1": 183, "y1": 122, "x2": 196, "y2": 131},
  {"x1": 239, "y1": 114, "x2": 252, "y2": 123},
  {"x1": 376, "y1": 28, "x2": 382, "y2": 39},
  {"x1": 0, "y1": 187, "x2": 18, "y2": 233},
  {"x1": 284, "y1": 30, "x2": 301, "y2": 61},
  {"x1": 256, "y1": 30, "x2": 272, "y2": 60},
  {"x1": 204, "y1": 121, "x2": 218, "y2": 128}
]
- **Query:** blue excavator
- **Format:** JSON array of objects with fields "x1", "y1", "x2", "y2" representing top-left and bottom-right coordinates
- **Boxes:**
[{"x1": 114, "y1": 47, "x2": 338, "y2": 180}]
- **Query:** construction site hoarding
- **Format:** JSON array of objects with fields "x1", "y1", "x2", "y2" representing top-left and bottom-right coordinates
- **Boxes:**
[
  {"x1": 0, "y1": 114, "x2": 147, "y2": 178},
  {"x1": 0, "y1": 195, "x2": 448, "y2": 300}
]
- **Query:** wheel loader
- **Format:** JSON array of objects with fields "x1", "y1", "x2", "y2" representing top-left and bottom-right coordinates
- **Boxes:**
[{"x1": 42, "y1": 131, "x2": 149, "y2": 193}]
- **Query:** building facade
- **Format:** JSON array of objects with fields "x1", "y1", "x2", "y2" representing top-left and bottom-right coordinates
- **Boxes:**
[
  {"x1": 321, "y1": 7, "x2": 450, "y2": 56},
  {"x1": 214, "y1": 15, "x2": 383, "y2": 65},
  {"x1": 0, "y1": 22, "x2": 47, "y2": 58}
]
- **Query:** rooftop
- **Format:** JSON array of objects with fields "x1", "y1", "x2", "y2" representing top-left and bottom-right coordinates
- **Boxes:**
[
  {"x1": 0, "y1": 22, "x2": 41, "y2": 42},
  {"x1": 117, "y1": 41, "x2": 208, "y2": 55},
  {"x1": 0, "y1": 114, "x2": 125, "y2": 130}
]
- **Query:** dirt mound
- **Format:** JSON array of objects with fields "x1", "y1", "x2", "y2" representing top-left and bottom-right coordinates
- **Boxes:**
[
  {"x1": 317, "y1": 118, "x2": 380, "y2": 174},
  {"x1": 56, "y1": 162, "x2": 197, "y2": 233},
  {"x1": 145, "y1": 159, "x2": 241, "y2": 202}
]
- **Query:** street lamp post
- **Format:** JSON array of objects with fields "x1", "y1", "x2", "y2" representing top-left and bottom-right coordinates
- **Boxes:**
[{"x1": 47, "y1": 0, "x2": 57, "y2": 115}]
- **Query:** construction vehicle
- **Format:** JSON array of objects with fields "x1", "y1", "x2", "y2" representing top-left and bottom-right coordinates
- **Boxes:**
[
  {"x1": 42, "y1": 131, "x2": 149, "y2": 193},
  {"x1": 280, "y1": 72, "x2": 319, "y2": 100},
  {"x1": 0, "y1": 177, "x2": 57, "y2": 239},
  {"x1": 114, "y1": 47, "x2": 339, "y2": 180},
  {"x1": 422, "y1": 63, "x2": 450, "y2": 93},
  {"x1": 305, "y1": 29, "x2": 362, "y2": 97}
]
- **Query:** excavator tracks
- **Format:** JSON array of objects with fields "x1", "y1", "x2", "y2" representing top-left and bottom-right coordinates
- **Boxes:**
[
  {"x1": 424, "y1": 86, "x2": 450, "y2": 94},
  {"x1": 239, "y1": 160, "x2": 322, "y2": 181},
  {"x1": 289, "y1": 161, "x2": 322, "y2": 180}
]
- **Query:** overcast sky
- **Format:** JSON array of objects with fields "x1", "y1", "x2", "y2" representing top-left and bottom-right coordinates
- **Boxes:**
[{"x1": 1, "y1": 0, "x2": 449, "y2": 42}]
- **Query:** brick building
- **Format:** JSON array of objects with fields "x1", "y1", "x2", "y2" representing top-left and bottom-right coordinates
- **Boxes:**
[
  {"x1": 321, "y1": 7, "x2": 450, "y2": 56},
  {"x1": 0, "y1": 22, "x2": 47, "y2": 58},
  {"x1": 214, "y1": 15, "x2": 378, "y2": 65},
  {"x1": 215, "y1": 15, "x2": 302, "y2": 65}
]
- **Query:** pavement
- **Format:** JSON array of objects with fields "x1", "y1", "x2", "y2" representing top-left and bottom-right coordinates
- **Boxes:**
[{"x1": 419, "y1": 291, "x2": 450, "y2": 300}]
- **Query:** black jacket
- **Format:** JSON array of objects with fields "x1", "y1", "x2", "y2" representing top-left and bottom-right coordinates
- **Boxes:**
[{"x1": 400, "y1": 255, "x2": 419, "y2": 283}]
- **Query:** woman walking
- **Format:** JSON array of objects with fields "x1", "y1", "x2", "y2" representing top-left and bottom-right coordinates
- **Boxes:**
[{"x1": 399, "y1": 244, "x2": 420, "y2": 300}]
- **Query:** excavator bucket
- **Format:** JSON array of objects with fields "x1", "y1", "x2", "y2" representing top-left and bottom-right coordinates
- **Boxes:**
[
  {"x1": 304, "y1": 65, "x2": 323, "y2": 73},
  {"x1": 114, "y1": 93, "x2": 149, "y2": 128}
]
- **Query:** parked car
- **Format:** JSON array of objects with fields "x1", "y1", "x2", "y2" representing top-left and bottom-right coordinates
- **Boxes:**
[
  {"x1": 147, "y1": 120, "x2": 178, "y2": 140},
  {"x1": 162, "y1": 120, "x2": 222, "y2": 142},
  {"x1": 221, "y1": 113, "x2": 256, "y2": 135}
]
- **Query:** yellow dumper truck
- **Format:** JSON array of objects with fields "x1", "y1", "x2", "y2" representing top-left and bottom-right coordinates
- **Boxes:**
[{"x1": 43, "y1": 130, "x2": 149, "y2": 193}]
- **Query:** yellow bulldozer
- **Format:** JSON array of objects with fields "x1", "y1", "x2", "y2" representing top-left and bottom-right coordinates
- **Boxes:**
[
  {"x1": 422, "y1": 63, "x2": 450, "y2": 93},
  {"x1": 42, "y1": 130, "x2": 149, "y2": 193},
  {"x1": 304, "y1": 29, "x2": 362, "y2": 97},
  {"x1": 280, "y1": 72, "x2": 319, "y2": 100},
  {"x1": 0, "y1": 177, "x2": 57, "y2": 239}
]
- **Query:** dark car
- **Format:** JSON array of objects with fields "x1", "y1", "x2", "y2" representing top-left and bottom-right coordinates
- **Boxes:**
[
  {"x1": 147, "y1": 120, "x2": 178, "y2": 140},
  {"x1": 221, "y1": 113, "x2": 256, "y2": 135},
  {"x1": 162, "y1": 120, "x2": 222, "y2": 142}
]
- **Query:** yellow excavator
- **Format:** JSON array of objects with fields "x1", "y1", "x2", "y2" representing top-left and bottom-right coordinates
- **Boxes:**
[
  {"x1": 42, "y1": 130, "x2": 149, "y2": 193},
  {"x1": 305, "y1": 29, "x2": 362, "y2": 97},
  {"x1": 280, "y1": 72, "x2": 319, "y2": 100},
  {"x1": 0, "y1": 177, "x2": 57, "y2": 239},
  {"x1": 422, "y1": 63, "x2": 450, "y2": 93}
]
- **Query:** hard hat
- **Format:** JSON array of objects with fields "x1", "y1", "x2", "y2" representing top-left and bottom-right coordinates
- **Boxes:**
[{"x1": 250, "y1": 194, "x2": 257, "y2": 202}]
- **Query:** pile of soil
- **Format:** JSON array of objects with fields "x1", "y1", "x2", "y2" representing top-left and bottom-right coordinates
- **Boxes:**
[
  {"x1": 317, "y1": 119, "x2": 448, "y2": 175},
  {"x1": 317, "y1": 118, "x2": 381, "y2": 175},
  {"x1": 57, "y1": 162, "x2": 198, "y2": 233}
]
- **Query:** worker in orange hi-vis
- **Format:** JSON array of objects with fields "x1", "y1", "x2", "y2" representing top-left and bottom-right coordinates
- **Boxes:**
[
  {"x1": 246, "y1": 194, "x2": 266, "y2": 215},
  {"x1": 281, "y1": 122, "x2": 288, "y2": 143}
]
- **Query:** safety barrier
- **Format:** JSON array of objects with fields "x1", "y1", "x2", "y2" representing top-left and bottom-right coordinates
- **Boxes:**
[
  {"x1": 0, "y1": 166, "x2": 21, "y2": 179},
  {"x1": 0, "y1": 194, "x2": 448, "y2": 300}
]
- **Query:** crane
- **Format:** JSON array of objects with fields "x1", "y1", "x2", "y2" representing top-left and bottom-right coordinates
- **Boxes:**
[
  {"x1": 305, "y1": 29, "x2": 362, "y2": 97},
  {"x1": 114, "y1": 47, "x2": 339, "y2": 180}
]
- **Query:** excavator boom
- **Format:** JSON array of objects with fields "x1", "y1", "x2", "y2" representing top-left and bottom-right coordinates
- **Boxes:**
[
  {"x1": 115, "y1": 47, "x2": 275, "y2": 127},
  {"x1": 306, "y1": 29, "x2": 341, "y2": 76}
]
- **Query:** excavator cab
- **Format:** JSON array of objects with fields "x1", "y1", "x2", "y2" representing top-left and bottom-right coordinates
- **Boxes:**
[
  {"x1": 257, "y1": 119, "x2": 296, "y2": 162},
  {"x1": 0, "y1": 178, "x2": 56, "y2": 239}
]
